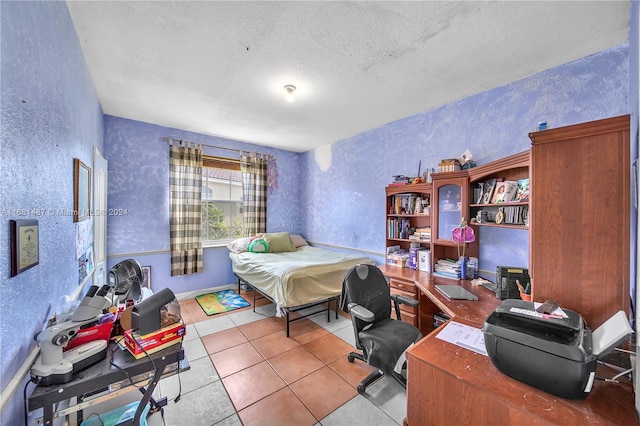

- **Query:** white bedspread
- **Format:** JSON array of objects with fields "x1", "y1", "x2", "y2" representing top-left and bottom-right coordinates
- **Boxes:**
[{"x1": 229, "y1": 246, "x2": 374, "y2": 310}]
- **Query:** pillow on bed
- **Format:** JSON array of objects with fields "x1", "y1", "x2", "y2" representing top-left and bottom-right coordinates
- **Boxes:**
[
  {"x1": 263, "y1": 232, "x2": 296, "y2": 253},
  {"x1": 227, "y1": 236, "x2": 253, "y2": 253},
  {"x1": 289, "y1": 234, "x2": 308, "y2": 247}
]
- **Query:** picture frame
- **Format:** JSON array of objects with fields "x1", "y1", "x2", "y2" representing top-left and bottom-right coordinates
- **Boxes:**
[
  {"x1": 141, "y1": 266, "x2": 151, "y2": 289},
  {"x1": 73, "y1": 158, "x2": 91, "y2": 222},
  {"x1": 10, "y1": 219, "x2": 39, "y2": 277},
  {"x1": 475, "y1": 182, "x2": 485, "y2": 204},
  {"x1": 515, "y1": 178, "x2": 530, "y2": 202},
  {"x1": 481, "y1": 178, "x2": 497, "y2": 204}
]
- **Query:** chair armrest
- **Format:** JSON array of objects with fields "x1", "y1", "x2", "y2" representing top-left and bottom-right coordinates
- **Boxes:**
[
  {"x1": 391, "y1": 295, "x2": 419, "y2": 307},
  {"x1": 347, "y1": 303, "x2": 375, "y2": 323}
]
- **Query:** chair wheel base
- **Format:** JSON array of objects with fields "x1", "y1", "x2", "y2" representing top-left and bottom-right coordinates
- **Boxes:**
[
  {"x1": 357, "y1": 384, "x2": 366, "y2": 394},
  {"x1": 348, "y1": 354, "x2": 355, "y2": 363}
]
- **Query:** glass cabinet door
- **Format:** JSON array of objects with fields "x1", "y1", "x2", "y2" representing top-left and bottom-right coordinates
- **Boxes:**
[{"x1": 436, "y1": 183, "x2": 462, "y2": 242}]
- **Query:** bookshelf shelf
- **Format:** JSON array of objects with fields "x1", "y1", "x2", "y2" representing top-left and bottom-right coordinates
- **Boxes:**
[
  {"x1": 470, "y1": 201, "x2": 528, "y2": 208},
  {"x1": 385, "y1": 183, "x2": 432, "y2": 328},
  {"x1": 388, "y1": 238, "x2": 431, "y2": 243},
  {"x1": 474, "y1": 223, "x2": 528, "y2": 230}
]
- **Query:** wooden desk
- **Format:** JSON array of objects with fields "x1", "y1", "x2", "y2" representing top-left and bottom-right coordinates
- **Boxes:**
[
  {"x1": 406, "y1": 317, "x2": 638, "y2": 425},
  {"x1": 378, "y1": 265, "x2": 500, "y2": 335},
  {"x1": 377, "y1": 266, "x2": 638, "y2": 425},
  {"x1": 413, "y1": 273, "x2": 500, "y2": 333}
]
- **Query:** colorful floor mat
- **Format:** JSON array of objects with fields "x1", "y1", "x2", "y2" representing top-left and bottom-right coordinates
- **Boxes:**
[{"x1": 195, "y1": 289, "x2": 250, "y2": 316}]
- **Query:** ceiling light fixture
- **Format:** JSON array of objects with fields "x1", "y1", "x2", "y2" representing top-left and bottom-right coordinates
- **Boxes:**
[{"x1": 284, "y1": 84, "x2": 296, "y2": 103}]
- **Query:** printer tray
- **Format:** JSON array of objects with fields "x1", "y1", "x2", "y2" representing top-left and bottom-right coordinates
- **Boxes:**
[{"x1": 483, "y1": 300, "x2": 596, "y2": 399}]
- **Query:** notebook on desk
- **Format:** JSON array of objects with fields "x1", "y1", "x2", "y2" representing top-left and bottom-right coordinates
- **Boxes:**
[{"x1": 435, "y1": 285, "x2": 478, "y2": 301}]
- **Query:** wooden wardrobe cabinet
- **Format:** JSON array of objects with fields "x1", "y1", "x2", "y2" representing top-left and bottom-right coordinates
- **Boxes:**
[{"x1": 529, "y1": 115, "x2": 630, "y2": 329}]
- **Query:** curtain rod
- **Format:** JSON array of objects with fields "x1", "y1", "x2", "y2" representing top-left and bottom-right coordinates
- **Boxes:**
[{"x1": 163, "y1": 136, "x2": 273, "y2": 159}]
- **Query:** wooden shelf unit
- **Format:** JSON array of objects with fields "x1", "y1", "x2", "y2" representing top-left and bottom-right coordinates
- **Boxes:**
[
  {"x1": 529, "y1": 115, "x2": 630, "y2": 329},
  {"x1": 467, "y1": 150, "x2": 530, "y2": 230},
  {"x1": 384, "y1": 183, "x2": 432, "y2": 327},
  {"x1": 385, "y1": 183, "x2": 432, "y2": 263},
  {"x1": 430, "y1": 170, "x2": 478, "y2": 274}
]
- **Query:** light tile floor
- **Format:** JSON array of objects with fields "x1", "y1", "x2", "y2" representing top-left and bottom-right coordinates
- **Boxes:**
[{"x1": 84, "y1": 289, "x2": 407, "y2": 426}]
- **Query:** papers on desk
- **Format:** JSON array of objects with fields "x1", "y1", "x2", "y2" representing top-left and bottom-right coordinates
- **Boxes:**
[{"x1": 436, "y1": 321, "x2": 487, "y2": 356}]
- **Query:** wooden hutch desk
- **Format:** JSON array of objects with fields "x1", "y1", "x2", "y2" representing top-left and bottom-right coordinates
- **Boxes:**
[{"x1": 377, "y1": 266, "x2": 638, "y2": 425}]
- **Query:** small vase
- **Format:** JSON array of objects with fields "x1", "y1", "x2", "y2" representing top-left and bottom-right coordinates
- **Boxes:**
[{"x1": 460, "y1": 256, "x2": 468, "y2": 280}]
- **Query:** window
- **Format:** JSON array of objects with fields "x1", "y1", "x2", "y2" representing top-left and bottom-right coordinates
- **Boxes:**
[{"x1": 201, "y1": 156, "x2": 244, "y2": 243}]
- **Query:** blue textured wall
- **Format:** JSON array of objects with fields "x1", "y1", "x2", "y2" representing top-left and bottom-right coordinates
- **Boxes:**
[
  {"x1": 0, "y1": 2, "x2": 104, "y2": 424},
  {"x1": 301, "y1": 45, "x2": 630, "y2": 275},
  {"x1": 103, "y1": 115, "x2": 302, "y2": 294}
]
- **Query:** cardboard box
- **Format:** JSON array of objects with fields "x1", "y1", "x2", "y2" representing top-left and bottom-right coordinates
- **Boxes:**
[
  {"x1": 417, "y1": 250, "x2": 431, "y2": 272},
  {"x1": 123, "y1": 321, "x2": 186, "y2": 359},
  {"x1": 409, "y1": 247, "x2": 429, "y2": 270}
]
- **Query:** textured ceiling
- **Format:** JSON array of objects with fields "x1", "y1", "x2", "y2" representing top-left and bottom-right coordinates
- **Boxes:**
[{"x1": 67, "y1": 1, "x2": 630, "y2": 152}]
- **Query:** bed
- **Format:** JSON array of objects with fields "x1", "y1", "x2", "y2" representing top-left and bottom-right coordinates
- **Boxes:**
[{"x1": 228, "y1": 233, "x2": 374, "y2": 336}]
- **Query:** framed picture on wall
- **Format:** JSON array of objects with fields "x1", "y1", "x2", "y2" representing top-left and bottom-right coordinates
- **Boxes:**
[
  {"x1": 10, "y1": 219, "x2": 39, "y2": 277},
  {"x1": 141, "y1": 266, "x2": 151, "y2": 289}
]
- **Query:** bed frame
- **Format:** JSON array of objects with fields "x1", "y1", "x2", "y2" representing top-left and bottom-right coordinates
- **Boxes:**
[{"x1": 236, "y1": 276, "x2": 339, "y2": 337}]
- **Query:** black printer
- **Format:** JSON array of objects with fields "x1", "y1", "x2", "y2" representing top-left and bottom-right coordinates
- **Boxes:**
[{"x1": 483, "y1": 299, "x2": 596, "y2": 399}]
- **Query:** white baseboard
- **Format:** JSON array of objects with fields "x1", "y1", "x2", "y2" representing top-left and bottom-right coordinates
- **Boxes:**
[{"x1": 174, "y1": 283, "x2": 236, "y2": 300}]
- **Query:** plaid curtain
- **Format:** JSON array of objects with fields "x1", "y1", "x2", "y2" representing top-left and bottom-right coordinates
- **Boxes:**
[
  {"x1": 169, "y1": 143, "x2": 203, "y2": 276},
  {"x1": 241, "y1": 154, "x2": 268, "y2": 236}
]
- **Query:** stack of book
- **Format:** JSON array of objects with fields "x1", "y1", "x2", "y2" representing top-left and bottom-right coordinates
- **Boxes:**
[
  {"x1": 409, "y1": 226, "x2": 431, "y2": 241},
  {"x1": 433, "y1": 258, "x2": 461, "y2": 279},
  {"x1": 433, "y1": 311, "x2": 450, "y2": 328},
  {"x1": 389, "y1": 175, "x2": 411, "y2": 186}
]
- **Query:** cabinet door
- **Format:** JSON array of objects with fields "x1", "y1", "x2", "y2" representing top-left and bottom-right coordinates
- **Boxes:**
[
  {"x1": 436, "y1": 183, "x2": 461, "y2": 242},
  {"x1": 432, "y1": 174, "x2": 468, "y2": 244},
  {"x1": 529, "y1": 115, "x2": 630, "y2": 329}
]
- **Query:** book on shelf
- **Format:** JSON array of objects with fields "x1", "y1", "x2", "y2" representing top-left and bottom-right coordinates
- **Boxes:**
[
  {"x1": 499, "y1": 205, "x2": 529, "y2": 225},
  {"x1": 492, "y1": 180, "x2": 518, "y2": 203},
  {"x1": 390, "y1": 193, "x2": 430, "y2": 215},
  {"x1": 387, "y1": 218, "x2": 413, "y2": 239},
  {"x1": 391, "y1": 193, "x2": 420, "y2": 215},
  {"x1": 481, "y1": 178, "x2": 497, "y2": 204},
  {"x1": 515, "y1": 178, "x2": 529, "y2": 201}
]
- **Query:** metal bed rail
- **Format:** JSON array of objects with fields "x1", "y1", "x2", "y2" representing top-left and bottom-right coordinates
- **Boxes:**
[{"x1": 236, "y1": 277, "x2": 339, "y2": 337}]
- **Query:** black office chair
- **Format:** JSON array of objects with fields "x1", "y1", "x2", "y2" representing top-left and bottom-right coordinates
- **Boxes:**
[{"x1": 340, "y1": 264, "x2": 422, "y2": 394}]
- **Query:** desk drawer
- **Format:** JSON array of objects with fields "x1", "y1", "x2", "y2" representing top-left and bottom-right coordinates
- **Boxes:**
[
  {"x1": 389, "y1": 278, "x2": 416, "y2": 295},
  {"x1": 397, "y1": 309, "x2": 417, "y2": 327},
  {"x1": 390, "y1": 288, "x2": 417, "y2": 315}
]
